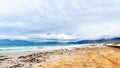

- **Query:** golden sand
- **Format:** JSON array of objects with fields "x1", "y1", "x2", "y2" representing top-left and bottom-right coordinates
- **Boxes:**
[
  {"x1": 41, "y1": 46, "x2": 120, "y2": 68},
  {"x1": 1, "y1": 45, "x2": 120, "y2": 68}
]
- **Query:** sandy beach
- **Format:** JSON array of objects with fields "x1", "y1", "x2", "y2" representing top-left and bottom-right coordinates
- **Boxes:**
[{"x1": 1, "y1": 44, "x2": 120, "y2": 68}]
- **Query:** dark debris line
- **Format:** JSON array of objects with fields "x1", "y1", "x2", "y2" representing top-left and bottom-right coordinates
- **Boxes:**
[{"x1": 107, "y1": 46, "x2": 120, "y2": 48}]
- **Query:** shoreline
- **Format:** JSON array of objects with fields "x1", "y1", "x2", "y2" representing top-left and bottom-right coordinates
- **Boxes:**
[
  {"x1": 0, "y1": 44, "x2": 91, "y2": 54},
  {"x1": 0, "y1": 44, "x2": 92, "y2": 58},
  {"x1": 1, "y1": 44, "x2": 119, "y2": 68}
]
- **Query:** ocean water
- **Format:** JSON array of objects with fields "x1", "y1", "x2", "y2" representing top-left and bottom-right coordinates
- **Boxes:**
[{"x1": 0, "y1": 44, "x2": 86, "y2": 53}]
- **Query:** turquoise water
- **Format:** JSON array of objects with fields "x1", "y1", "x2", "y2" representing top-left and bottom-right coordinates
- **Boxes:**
[{"x1": 0, "y1": 44, "x2": 82, "y2": 53}]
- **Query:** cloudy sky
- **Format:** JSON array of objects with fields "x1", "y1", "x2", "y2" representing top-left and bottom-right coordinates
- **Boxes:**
[{"x1": 0, "y1": 0, "x2": 120, "y2": 41}]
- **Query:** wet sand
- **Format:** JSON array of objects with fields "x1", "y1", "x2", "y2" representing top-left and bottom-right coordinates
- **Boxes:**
[{"x1": 0, "y1": 45, "x2": 120, "y2": 68}]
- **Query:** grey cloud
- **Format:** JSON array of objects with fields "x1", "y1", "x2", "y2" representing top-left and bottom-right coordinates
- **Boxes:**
[{"x1": 0, "y1": 0, "x2": 119, "y2": 40}]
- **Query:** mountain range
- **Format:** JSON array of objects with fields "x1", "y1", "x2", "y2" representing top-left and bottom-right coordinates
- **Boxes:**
[
  {"x1": 69, "y1": 37, "x2": 120, "y2": 44},
  {"x1": 0, "y1": 37, "x2": 120, "y2": 45}
]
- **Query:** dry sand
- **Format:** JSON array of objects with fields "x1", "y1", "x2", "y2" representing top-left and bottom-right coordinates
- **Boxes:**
[{"x1": 0, "y1": 45, "x2": 120, "y2": 68}]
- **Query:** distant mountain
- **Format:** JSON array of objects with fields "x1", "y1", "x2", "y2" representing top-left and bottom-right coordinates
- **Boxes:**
[
  {"x1": 0, "y1": 39, "x2": 67, "y2": 45},
  {"x1": 0, "y1": 39, "x2": 35, "y2": 45},
  {"x1": 0, "y1": 37, "x2": 120, "y2": 45},
  {"x1": 69, "y1": 37, "x2": 120, "y2": 44}
]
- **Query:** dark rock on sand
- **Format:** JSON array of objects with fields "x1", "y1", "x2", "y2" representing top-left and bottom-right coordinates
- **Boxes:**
[{"x1": 9, "y1": 64, "x2": 24, "y2": 68}]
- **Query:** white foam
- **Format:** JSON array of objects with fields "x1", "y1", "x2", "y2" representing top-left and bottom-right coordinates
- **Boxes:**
[{"x1": 0, "y1": 44, "x2": 91, "y2": 53}]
